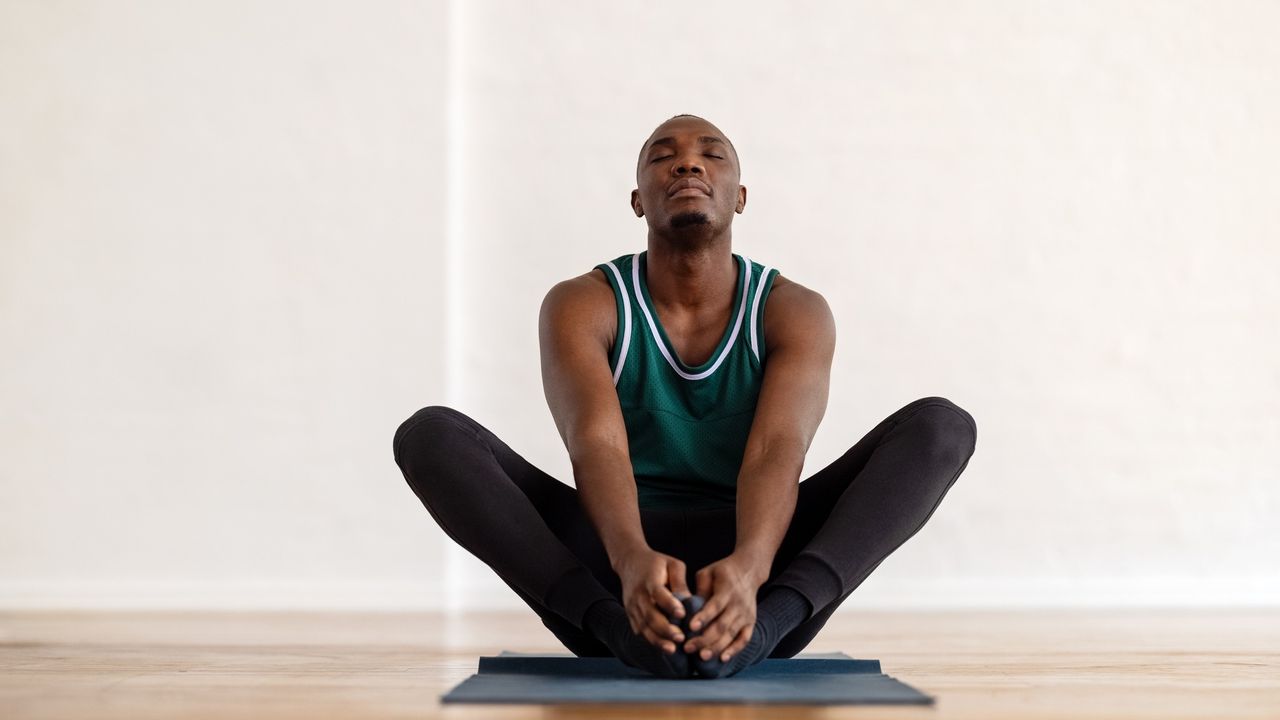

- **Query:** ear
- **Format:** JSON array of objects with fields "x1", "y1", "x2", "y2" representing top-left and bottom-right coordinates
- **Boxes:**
[
  {"x1": 735, "y1": 184, "x2": 747, "y2": 213},
  {"x1": 631, "y1": 189, "x2": 644, "y2": 217}
]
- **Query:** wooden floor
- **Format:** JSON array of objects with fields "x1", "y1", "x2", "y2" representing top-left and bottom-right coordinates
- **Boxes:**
[{"x1": 2, "y1": 608, "x2": 1277, "y2": 719}]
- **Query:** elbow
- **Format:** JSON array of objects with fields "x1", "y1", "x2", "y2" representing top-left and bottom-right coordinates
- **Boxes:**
[
  {"x1": 741, "y1": 434, "x2": 808, "y2": 471},
  {"x1": 567, "y1": 432, "x2": 629, "y2": 467}
]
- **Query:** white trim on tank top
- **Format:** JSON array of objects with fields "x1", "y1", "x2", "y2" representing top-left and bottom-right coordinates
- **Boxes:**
[
  {"x1": 631, "y1": 251, "x2": 751, "y2": 381},
  {"x1": 602, "y1": 261, "x2": 632, "y2": 386},
  {"x1": 748, "y1": 265, "x2": 774, "y2": 363}
]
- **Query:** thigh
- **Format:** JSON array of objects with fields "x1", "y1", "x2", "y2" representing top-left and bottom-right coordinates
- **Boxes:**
[
  {"x1": 761, "y1": 396, "x2": 959, "y2": 585},
  {"x1": 460, "y1": 412, "x2": 626, "y2": 588}
]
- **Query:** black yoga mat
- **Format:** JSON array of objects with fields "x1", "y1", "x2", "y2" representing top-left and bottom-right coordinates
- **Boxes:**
[{"x1": 440, "y1": 650, "x2": 935, "y2": 705}]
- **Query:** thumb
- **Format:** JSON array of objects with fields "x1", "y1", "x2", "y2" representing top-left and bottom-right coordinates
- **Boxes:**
[{"x1": 695, "y1": 567, "x2": 713, "y2": 599}]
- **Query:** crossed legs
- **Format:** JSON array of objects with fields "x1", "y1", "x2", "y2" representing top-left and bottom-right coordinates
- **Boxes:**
[{"x1": 392, "y1": 396, "x2": 977, "y2": 658}]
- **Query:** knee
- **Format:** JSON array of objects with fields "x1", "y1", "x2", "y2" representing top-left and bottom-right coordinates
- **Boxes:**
[
  {"x1": 392, "y1": 404, "x2": 473, "y2": 466},
  {"x1": 903, "y1": 396, "x2": 977, "y2": 462}
]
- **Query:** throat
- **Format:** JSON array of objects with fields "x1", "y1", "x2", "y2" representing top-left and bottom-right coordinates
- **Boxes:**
[{"x1": 640, "y1": 250, "x2": 741, "y2": 368}]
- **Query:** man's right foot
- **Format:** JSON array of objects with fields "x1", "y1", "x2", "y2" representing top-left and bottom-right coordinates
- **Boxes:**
[{"x1": 583, "y1": 598, "x2": 691, "y2": 679}]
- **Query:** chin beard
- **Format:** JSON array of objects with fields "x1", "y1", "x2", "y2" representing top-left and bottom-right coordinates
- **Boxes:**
[{"x1": 670, "y1": 210, "x2": 711, "y2": 230}]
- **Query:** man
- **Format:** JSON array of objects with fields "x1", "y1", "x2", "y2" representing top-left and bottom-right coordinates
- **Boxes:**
[{"x1": 393, "y1": 114, "x2": 977, "y2": 679}]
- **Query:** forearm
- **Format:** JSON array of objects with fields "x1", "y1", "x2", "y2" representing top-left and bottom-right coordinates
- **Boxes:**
[
  {"x1": 571, "y1": 443, "x2": 649, "y2": 571},
  {"x1": 733, "y1": 441, "x2": 804, "y2": 583}
]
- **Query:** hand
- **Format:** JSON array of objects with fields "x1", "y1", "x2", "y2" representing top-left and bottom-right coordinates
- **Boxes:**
[
  {"x1": 682, "y1": 554, "x2": 765, "y2": 663},
  {"x1": 614, "y1": 546, "x2": 691, "y2": 654}
]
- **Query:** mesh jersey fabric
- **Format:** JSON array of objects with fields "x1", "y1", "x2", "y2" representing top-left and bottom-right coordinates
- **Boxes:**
[{"x1": 593, "y1": 250, "x2": 780, "y2": 511}]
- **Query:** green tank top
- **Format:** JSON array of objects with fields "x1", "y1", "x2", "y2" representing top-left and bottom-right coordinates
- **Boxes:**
[{"x1": 593, "y1": 250, "x2": 780, "y2": 511}]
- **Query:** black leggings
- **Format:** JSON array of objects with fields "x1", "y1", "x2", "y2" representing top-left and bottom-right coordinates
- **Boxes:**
[{"x1": 392, "y1": 396, "x2": 976, "y2": 658}]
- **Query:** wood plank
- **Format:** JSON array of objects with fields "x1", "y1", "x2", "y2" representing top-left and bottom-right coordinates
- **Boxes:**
[{"x1": 2, "y1": 609, "x2": 1277, "y2": 719}]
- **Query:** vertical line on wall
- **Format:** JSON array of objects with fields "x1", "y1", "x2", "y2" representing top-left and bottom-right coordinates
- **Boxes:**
[{"x1": 442, "y1": 0, "x2": 466, "y2": 619}]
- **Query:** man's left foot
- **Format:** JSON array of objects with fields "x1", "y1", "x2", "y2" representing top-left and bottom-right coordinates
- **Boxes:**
[
  {"x1": 690, "y1": 620, "x2": 770, "y2": 678},
  {"x1": 679, "y1": 594, "x2": 771, "y2": 679},
  {"x1": 684, "y1": 585, "x2": 817, "y2": 679}
]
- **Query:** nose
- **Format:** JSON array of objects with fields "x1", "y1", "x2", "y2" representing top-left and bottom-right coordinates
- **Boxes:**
[{"x1": 672, "y1": 153, "x2": 705, "y2": 176}]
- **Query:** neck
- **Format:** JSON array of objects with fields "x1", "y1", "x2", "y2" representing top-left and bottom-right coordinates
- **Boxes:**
[{"x1": 644, "y1": 232, "x2": 735, "y2": 311}]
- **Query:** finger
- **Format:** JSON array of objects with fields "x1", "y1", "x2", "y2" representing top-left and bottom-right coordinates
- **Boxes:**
[
  {"x1": 668, "y1": 559, "x2": 691, "y2": 600},
  {"x1": 705, "y1": 610, "x2": 749, "y2": 659},
  {"x1": 645, "y1": 575, "x2": 680, "y2": 612},
  {"x1": 710, "y1": 614, "x2": 742, "y2": 656},
  {"x1": 644, "y1": 605, "x2": 684, "y2": 643},
  {"x1": 641, "y1": 626, "x2": 677, "y2": 654},
  {"x1": 688, "y1": 611, "x2": 731, "y2": 656},
  {"x1": 701, "y1": 613, "x2": 741, "y2": 660},
  {"x1": 721, "y1": 623, "x2": 754, "y2": 661},
  {"x1": 656, "y1": 584, "x2": 685, "y2": 620},
  {"x1": 689, "y1": 591, "x2": 726, "y2": 632}
]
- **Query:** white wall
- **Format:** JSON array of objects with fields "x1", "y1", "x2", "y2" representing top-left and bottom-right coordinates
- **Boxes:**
[
  {"x1": 0, "y1": 0, "x2": 455, "y2": 609},
  {"x1": 2, "y1": 1, "x2": 1277, "y2": 611}
]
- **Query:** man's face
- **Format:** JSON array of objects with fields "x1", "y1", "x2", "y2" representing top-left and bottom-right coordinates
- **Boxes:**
[{"x1": 632, "y1": 118, "x2": 746, "y2": 235}]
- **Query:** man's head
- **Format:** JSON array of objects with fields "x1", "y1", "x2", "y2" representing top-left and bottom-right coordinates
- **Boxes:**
[{"x1": 632, "y1": 114, "x2": 746, "y2": 239}]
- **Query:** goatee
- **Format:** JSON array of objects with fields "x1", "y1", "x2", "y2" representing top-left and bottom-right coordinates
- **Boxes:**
[{"x1": 670, "y1": 210, "x2": 711, "y2": 229}]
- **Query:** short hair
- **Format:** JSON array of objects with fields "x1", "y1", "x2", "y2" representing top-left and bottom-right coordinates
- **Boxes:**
[{"x1": 636, "y1": 114, "x2": 740, "y2": 183}]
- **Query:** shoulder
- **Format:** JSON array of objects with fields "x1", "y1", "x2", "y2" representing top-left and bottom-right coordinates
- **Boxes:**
[
  {"x1": 542, "y1": 268, "x2": 615, "y2": 310},
  {"x1": 764, "y1": 274, "x2": 829, "y2": 318},
  {"x1": 762, "y1": 274, "x2": 836, "y2": 352},
  {"x1": 538, "y1": 269, "x2": 618, "y2": 348}
]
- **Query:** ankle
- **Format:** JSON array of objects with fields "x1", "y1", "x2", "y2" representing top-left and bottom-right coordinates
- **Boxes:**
[{"x1": 758, "y1": 585, "x2": 813, "y2": 638}]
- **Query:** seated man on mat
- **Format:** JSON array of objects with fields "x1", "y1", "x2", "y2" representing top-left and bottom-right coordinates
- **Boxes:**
[{"x1": 393, "y1": 113, "x2": 978, "y2": 679}]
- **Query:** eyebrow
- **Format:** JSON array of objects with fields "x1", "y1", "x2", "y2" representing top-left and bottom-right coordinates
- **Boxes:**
[{"x1": 647, "y1": 135, "x2": 726, "y2": 153}]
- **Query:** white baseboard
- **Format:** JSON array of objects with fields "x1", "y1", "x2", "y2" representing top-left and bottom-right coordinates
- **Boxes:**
[
  {"x1": 0, "y1": 579, "x2": 451, "y2": 611},
  {"x1": 2, "y1": 576, "x2": 1278, "y2": 611},
  {"x1": 856, "y1": 576, "x2": 1280, "y2": 608}
]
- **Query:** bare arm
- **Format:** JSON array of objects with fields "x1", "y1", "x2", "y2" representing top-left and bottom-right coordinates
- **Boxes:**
[
  {"x1": 540, "y1": 273, "x2": 693, "y2": 652},
  {"x1": 732, "y1": 280, "x2": 837, "y2": 581},
  {"x1": 679, "y1": 278, "x2": 837, "y2": 662},
  {"x1": 538, "y1": 273, "x2": 648, "y2": 570}
]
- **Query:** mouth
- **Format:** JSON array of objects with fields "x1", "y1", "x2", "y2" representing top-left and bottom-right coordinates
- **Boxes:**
[
  {"x1": 670, "y1": 187, "x2": 710, "y2": 198},
  {"x1": 668, "y1": 178, "x2": 712, "y2": 199}
]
